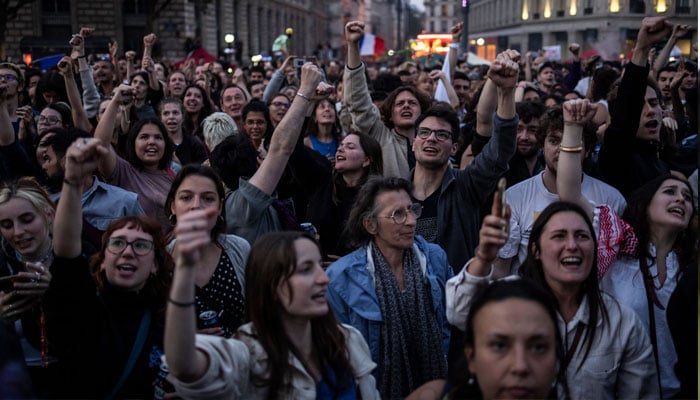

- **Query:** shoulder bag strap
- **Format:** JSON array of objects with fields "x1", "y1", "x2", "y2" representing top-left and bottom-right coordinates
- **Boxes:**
[{"x1": 104, "y1": 309, "x2": 152, "y2": 400}]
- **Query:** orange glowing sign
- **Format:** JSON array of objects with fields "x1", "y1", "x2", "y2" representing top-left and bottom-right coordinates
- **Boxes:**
[{"x1": 411, "y1": 34, "x2": 453, "y2": 58}]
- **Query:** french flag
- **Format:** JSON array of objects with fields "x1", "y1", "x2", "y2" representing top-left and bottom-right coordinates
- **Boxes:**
[{"x1": 359, "y1": 33, "x2": 385, "y2": 56}]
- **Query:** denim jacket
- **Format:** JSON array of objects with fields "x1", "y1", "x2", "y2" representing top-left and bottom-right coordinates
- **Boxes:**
[{"x1": 326, "y1": 236, "x2": 453, "y2": 364}]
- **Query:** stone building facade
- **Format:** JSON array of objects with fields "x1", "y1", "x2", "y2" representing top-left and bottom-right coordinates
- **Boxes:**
[
  {"x1": 423, "y1": 0, "x2": 696, "y2": 61},
  {"x1": 3, "y1": 0, "x2": 340, "y2": 66}
]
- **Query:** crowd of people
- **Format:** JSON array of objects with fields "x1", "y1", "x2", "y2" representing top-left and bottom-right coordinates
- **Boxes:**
[{"x1": 0, "y1": 15, "x2": 696, "y2": 399}]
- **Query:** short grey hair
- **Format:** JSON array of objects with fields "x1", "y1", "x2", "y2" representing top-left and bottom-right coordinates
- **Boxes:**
[{"x1": 202, "y1": 112, "x2": 238, "y2": 150}]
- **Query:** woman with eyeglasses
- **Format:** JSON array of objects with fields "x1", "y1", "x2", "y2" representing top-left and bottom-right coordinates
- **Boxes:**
[
  {"x1": 326, "y1": 176, "x2": 453, "y2": 399},
  {"x1": 48, "y1": 137, "x2": 174, "y2": 398},
  {"x1": 303, "y1": 98, "x2": 342, "y2": 160},
  {"x1": 267, "y1": 93, "x2": 291, "y2": 128}
]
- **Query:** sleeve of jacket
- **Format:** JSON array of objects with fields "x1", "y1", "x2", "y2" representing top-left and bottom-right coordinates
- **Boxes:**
[
  {"x1": 326, "y1": 269, "x2": 350, "y2": 325},
  {"x1": 615, "y1": 303, "x2": 660, "y2": 400},
  {"x1": 80, "y1": 67, "x2": 101, "y2": 118},
  {"x1": 598, "y1": 62, "x2": 649, "y2": 194},
  {"x1": 167, "y1": 335, "x2": 251, "y2": 399},
  {"x1": 461, "y1": 113, "x2": 517, "y2": 203},
  {"x1": 263, "y1": 70, "x2": 285, "y2": 103},
  {"x1": 343, "y1": 64, "x2": 388, "y2": 140},
  {"x1": 445, "y1": 261, "x2": 493, "y2": 331}
]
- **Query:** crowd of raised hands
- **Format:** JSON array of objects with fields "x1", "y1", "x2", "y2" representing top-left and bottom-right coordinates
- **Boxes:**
[{"x1": 0, "y1": 15, "x2": 696, "y2": 400}]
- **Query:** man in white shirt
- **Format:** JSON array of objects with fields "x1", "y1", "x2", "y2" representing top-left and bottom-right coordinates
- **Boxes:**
[{"x1": 495, "y1": 106, "x2": 626, "y2": 276}]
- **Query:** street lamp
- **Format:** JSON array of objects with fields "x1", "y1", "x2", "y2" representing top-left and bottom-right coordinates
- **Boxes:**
[{"x1": 224, "y1": 33, "x2": 235, "y2": 67}]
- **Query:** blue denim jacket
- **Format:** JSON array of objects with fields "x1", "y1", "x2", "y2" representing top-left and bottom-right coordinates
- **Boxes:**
[{"x1": 326, "y1": 236, "x2": 453, "y2": 364}]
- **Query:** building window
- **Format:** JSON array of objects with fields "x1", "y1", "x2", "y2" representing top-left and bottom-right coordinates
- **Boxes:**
[
  {"x1": 42, "y1": 0, "x2": 69, "y2": 13},
  {"x1": 630, "y1": 0, "x2": 645, "y2": 13},
  {"x1": 441, "y1": 4, "x2": 449, "y2": 16},
  {"x1": 676, "y1": 0, "x2": 691, "y2": 13},
  {"x1": 123, "y1": 0, "x2": 147, "y2": 14}
]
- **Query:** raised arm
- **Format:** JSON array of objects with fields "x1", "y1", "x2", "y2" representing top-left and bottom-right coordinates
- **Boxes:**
[
  {"x1": 475, "y1": 78, "x2": 497, "y2": 137},
  {"x1": 54, "y1": 138, "x2": 109, "y2": 257},
  {"x1": 670, "y1": 63, "x2": 689, "y2": 121},
  {"x1": 71, "y1": 28, "x2": 101, "y2": 119},
  {"x1": 165, "y1": 208, "x2": 214, "y2": 382},
  {"x1": 57, "y1": 57, "x2": 92, "y2": 132},
  {"x1": 448, "y1": 22, "x2": 462, "y2": 78},
  {"x1": 125, "y1": 51, "x2": 136, "y2": 83},
  {"x1": 524, "y1": 51, "x2": 533, "y2": 83},
  {"x1": 431, "y1": 69, "x2": 459, "y2": 108},
  {"x1": 248, "y1": 63, "x2": 325, "y2": 195},
  {"x1": 487, "y1": 50, "x2": 519, "y2": 120},
  {"x1": 557, "y1": 99, "x2": 597, "y2": 216},
  {"x1": 93, "y1": 84, "x2": 133, "y2": 177},
  {"x1": 651, "y1": 24, "x2": 691, "y2": 78},
  {"x1": 263, "y1": 56, "x2": 295, "y2": 102},
  {"x1": 142, "y1": 34, "x2": 161, "y2": 91},
  {"x1": 109, "y1": 40, "x2": 122, "y2": 84},
  {"x1": 345, "y1": 21, "x2": 363, "y2": 69},
  {"x1": 446, "y1": 191, "x2": 510, "y2": 328}
]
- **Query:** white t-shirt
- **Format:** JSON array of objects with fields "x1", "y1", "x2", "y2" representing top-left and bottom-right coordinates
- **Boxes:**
[{"x1": 499, "y1": 172, "x2": 626, "y2": 272}]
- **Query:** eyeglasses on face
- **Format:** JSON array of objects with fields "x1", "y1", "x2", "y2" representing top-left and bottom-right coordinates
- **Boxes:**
[
  {"x1": 106, "y1": 237, "x2": 154, "y2": 256},
  {"x1": 378, "y1": 203, "x2": 423, "y2": 224},
  {"x1": 417, "y1": 127, "x2": 452, "y2": 142},
  {"x1": 37, "y1": 115, "x2": 62, "y2": 124},
  {"x1": 0, "y1": 74, "x2": 17, "y2": 81},
  {"x1": 271, "y1": 101, "x2": 290, "y2": 109}
]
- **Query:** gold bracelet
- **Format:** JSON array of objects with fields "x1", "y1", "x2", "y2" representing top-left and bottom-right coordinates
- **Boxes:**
[{"x1": 559, "y1": 144, "x2": 583, "y2": 153}]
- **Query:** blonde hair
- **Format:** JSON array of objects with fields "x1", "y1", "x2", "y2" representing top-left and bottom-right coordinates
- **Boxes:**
[{"x1": 202, "y1": 112, "x2": 238, "y2": 150}]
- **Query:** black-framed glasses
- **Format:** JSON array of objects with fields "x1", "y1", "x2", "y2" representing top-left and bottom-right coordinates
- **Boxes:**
[
  {"x1": 37, "y1": 115, "x2": 62, "y2": 124},
  {"x1": 378, "y1": 203, "x2": 423, "y2": 224},
  {"x1": 271, "y1": 101, "x2": 290, "y2": 109},
  {"x1": 417, "y1": 128, "x2": 452, "y2": 141},
  {"x1": 106, "y1": 237, "x2": 154, "y2": 256}
]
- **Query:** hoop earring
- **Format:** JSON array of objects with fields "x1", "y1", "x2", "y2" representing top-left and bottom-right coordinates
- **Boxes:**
[
  {"x1": 168, "y1": 215, "x2": 177, "y2": 226},
  {"x1": 217, "y1": 215, "x2": 225, "y2": 226}
]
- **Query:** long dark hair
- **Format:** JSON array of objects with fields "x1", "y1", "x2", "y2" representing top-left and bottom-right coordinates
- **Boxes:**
[
  {"x1": 332, "y1": 133, "x2": 383, "y2": 205},
  {"x1": 125, "y1": 118, "x2": 175, "y2": 170},
  {"x1": 164, "y1": 164, "x2": 227, "y2": 242},
  {"x1": 308, "y1": 98, "x2": 342, "y2": 143},
  {"x1": 449, "y1": 279, "x2": 569, "y2": 399},
  {"x1": 519, "y1": 201, "x2": 608, "y2": 371},
  {"x1": 245, "y1": 231, "x2": 353, "y2": 399},
  {"x1": 623, "y1": 174, "x2": 696, "y2": 277},
  {"x1": 181, "y1": 84, "x2": 214, "y2": 138}
]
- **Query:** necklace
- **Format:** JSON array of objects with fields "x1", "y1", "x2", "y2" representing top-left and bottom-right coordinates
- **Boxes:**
[{"x1": 15, "y1": 240, "x2": 53, "y2": 265}]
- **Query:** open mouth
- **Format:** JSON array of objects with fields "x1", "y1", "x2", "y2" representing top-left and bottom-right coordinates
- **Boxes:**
[
  {"x1": 311, "y1": 291, "x2": 326, "y2": 301},
  {"x1": 422, "y1": 146, "x2": 439, "y2": 154},
  {"x1": 336, "y1": 155, "x2": 346, "y2": 161},
  {"x1": 116, "y1": 264, "x2": 137, "y2": 273},
  {"x1": 400, "y1": 111, "x2": 413, "y2": 118},
  {"x1": 560, "y1": 256, "x2": 582, "y2": 267},
  {"x1": 15, "y1": 238, "x2": 33, "y2": 250},
  {"x1": 644, "y1": 120, "x2": 659, "y2": 129},
  {"x1": 669, "y1": 207, "x2": 686, "y2": 217}
]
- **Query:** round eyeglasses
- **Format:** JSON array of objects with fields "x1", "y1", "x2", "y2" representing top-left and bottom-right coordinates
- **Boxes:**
[
  {"x1": 106, "y1": 237, "x2": 154, "y2": 256},
  {"x1": 378, "y1": 203, "x2": 423, "y2": 224}
]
